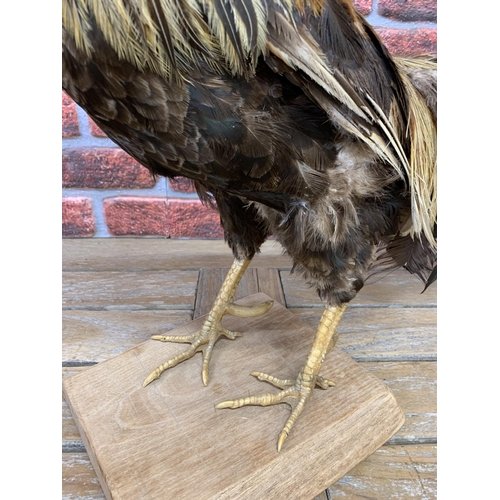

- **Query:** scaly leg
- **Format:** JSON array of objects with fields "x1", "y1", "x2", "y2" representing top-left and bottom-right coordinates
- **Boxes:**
[
  {"x1": 216, "y1": 302, "x2": 348, "y2": 452},
  {"x1": 143, "y1": 257, "x2": 273, "y2": 387}
]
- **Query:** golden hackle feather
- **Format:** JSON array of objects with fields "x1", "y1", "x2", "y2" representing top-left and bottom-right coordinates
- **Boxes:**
[
  {"x1": 394, "y1": 56, "x2": 437, "y2": 248},
  {"x1": 63, "y1": 0, "x2": 275, "y2": 78},
  {"x1": 201, "y1": 0, "x2": 267, "y2": 76},
  {"x1": 62, "y1": 0, "x2": 436, "y2": 245},
  {"x1": 62, "y1": 0, "x2": 93, "y2": 56}
]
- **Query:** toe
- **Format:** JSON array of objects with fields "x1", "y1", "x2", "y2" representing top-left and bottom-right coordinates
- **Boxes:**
[
  {"x1": 316, "y1": 375, "x2": 336, "y2": 389},
  {"x1": 250, "y1": 372, "x2": 294, "y2": 389}
]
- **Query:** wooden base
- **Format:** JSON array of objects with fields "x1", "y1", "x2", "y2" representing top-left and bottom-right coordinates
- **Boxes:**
[{"x1": 63, "y1": 293, "x2": 405, "y2": 500}]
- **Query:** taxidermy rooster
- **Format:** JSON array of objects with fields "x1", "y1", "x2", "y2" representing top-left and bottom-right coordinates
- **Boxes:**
[{"x1": 62, "y1": 0, "x2": 436, "y2": 451}]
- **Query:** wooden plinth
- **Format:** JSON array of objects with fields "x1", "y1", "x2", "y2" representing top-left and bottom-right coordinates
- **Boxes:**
[{"x1": 63, "y1": 293, "x2": 405, "y2": 500}]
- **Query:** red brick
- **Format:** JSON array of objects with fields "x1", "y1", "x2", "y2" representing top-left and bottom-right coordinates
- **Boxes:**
[
  {"x1": 88, "y1": 116, "x2": 108, "y2": 138},
  {"x1": 168, "y1": 200, "x2": 224, "y2": 238},
  {"x1": 378, "y1": 0, "x2": 436, "y2": 22},
  {"x1": 169, "y1": 177, "x2": 196, "y2": 193},
  {"x1": 62, "y1": 92, "x2": 80, "y2": 138},
  {"x1": 376, "y1": 28, "x2": 437, "y2": 56},
  {"x1": 104, "y1": 197, "x2": 169, "y2": 236},
  {"x1": 354, "y1": 0, "x2": 372, "y2": 15},
  {"x1": 62, "y1": 197, "x2": 95, "y2": 237},
  {"x1": 62, "y1": 148, "x2": 156, "y2": 189}
]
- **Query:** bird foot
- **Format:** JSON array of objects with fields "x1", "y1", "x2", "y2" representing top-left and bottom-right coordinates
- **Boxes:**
[
  {"x1": 143, "y1": 299, "x2": 273, "y2": 387},
  {"x1": 215, "y1": 370, "x2": 335, "y2": 452}
]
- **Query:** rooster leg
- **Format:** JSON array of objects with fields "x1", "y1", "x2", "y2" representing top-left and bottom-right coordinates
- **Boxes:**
[
  {"x1": 143, "y1": 257, "x2": 273, "y2": 387},
  {"x1": 216, "y1": 302, "x2": 348, "y2": 452}
]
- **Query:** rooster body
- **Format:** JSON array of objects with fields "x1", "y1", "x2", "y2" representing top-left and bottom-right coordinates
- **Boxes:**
[{"x1": 63, "y1": 0, "x2": 436, "y2": 450}]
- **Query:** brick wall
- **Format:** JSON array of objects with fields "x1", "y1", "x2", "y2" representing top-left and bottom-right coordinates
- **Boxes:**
[{"x1": 62, "y1": 0, "x2": 437, "y2": 238}]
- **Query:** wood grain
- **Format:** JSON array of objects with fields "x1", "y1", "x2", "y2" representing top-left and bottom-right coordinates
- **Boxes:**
[
  {"x1": 62, "y1": 239, "x2": 437, "y2": 499},
  {"x1": 328, "y1": 444, "x2": 437, "y2": 499},
  {"x1": 292, "y1": 307, "x2": 436, "y2": 361},
  {"x1": 63, "y1": 310, "x2": 192, "y2": 363},
  {"x1": 63, "y1": 239, "x2": 292, "y2": 271},
  {"x1": 367, "y1": 362, "x2": 436, "y2": 445},
  {"x1": 62, "y1": 308, "x2": 435, "y2": 367},
  {"x1": 62, "y1": 270, "x2": 198, "y2": 310},
  {"x1": 63, "y1": 361, "x2": 435, "y2": 448},
  {"x1": 62, "y1": 445, "x2": 437, "y2": 500},
  {"x1": 63, "y1": 453, "x2": 106, "y2": 500},
  {"x1": 63, "y1": 294, "x2": 405, "y2": 500}
]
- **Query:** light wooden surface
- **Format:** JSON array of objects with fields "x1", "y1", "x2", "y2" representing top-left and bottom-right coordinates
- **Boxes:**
[
  {"x1": 64, "y1": 294, "x2": 405, "y2": 500},
  {"x1": 62, "y1": 238, "x2": 437, "y2": 499}
]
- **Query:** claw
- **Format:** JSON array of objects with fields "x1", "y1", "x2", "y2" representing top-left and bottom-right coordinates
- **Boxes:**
[
  {"x1": 214, "y1": 400, "x2": 237, "y2": 410},
  {"x1": 150, "y1": 334, "x2": 196, "y2": 343},
  {"x1": 215, "y1": 390, "x2": 288, "y2": 409},
  {"x1": 201, "y1": 343, "x2": 215, "y2": 386},
  {"x1": 143, "y1": 259, "x2": 274, "y2": 387},
  {"x1": 277, "y1": 391, "x2": 310, "y2": 451},
  {"x1": 250, "y1": 371, "x2": 294, "y2": 389},
  {"x1": 215, "y1": 303, "x2": 348, "y2": 451},
  {"x1": 142, "y1": 257, "x2": 275, "y2": 387},
  {"x1": 277, "y1": 430, "x2": 288, "y2": 453},
  {"x1": 220, "y1": 328, "x2": 242, "y2": 340},
  {"x1": 215, "y1": 375, "x2": 314, "y2": 452},
  {"x1": 143, "y1": 368, "x2": 162, "y2": 388},
  {"x1": 251, "y1": 371, "x2": 334, "y2": 390},
  {"x1": 143, "y1": 343, "x2": 200, "y2": 387},
  {"x1": 226, "y1": 300, "x2": 274, "y2": 318},
  {"x1": 315, "y1": 375, "x2": 336, "y2": 389}
]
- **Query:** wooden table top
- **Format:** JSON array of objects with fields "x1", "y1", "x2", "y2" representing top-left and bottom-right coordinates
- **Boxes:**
[{"x1": 63, "y1": 238, "x2": 436, "y2": 499}]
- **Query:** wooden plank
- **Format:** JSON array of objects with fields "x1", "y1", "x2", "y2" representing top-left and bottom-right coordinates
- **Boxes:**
[
  {"x1": 254, "y1": 268, "x2": 287, "y2": 307},
  {"x1": 63, "y1": 362, "x2": 435, "y2": 448},
  {"x1": 62, "y1": 240, "x2": 436, "y2": 499},
  {"x1": 313, "y1": 492, "x2": 329, "y2": 500},
  {"x1": 367, "y1": 362, "x2": 436, "y2": 445},
  {"x1": 328, "y1": 444, "x2": 437, "y2": 499},
  {"x1": 63, "y1": 310, "x2": 192, "y2": 364},
  {"x1": 63, "y1": 445, "x2": 437, "y2": 500},
  {"x1": 281, "y1": 269, "x2": 437, "y2": 308},
  {"x1": 194, "y1": 268, "x2": 286, "y2": 318},
  {"x1": 62, "y1": 270, "x2": 199, "y2": 310},
  {"x1": 292, "y1": 307, "x2": 436, "y2": 361},
  {"x1": 62, "y1": 309, "x2": 435, "y2": 367},
  {"x1": 63, "y1": 294, "x2": 404, "y2": 500},
  {"x1": 63, "y1": 239, "x2": 292, "y2": 271},
  {"x1": 63, "y1": 368, "x2": 89, "y2": 449},
  {"x1": 62, "y1": 453, "x2": 106, "y2": 500}
]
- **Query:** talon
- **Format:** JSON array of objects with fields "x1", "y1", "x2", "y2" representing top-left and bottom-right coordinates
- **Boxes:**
[
  {"x1": 202, "y1": 351, "x2": 212, "y2": 386},
  {"x1": 143, "y1": 369, "x2": 161, "y2": 388},
  {"x1": 216, "y1": 303, "x2": 348, "y2": 451},
  {"x1": 143, "y1": 256, "x2": 258, "y2": 386},
  {"x1": 216, "y1": 375, "x2": 315, "y2": 452},
  {"x1": 202, "y1": 370, "x2": 209, "y2": 387},
  {"x1": 316, "y1": 375, "x2": 336, "y2": 389},
  {"x1": 277, "y1": 430, "x2": 288, "y2": 453},
  {"x1": 226, "y1": 300, "x2": 274, "y2": 317},
  {"x1": 150, "y1": 334, "x2": 195, "y2": 343},
  {"x1": 251, "y1": 371, "x2": 294, "y2": 389},
  {"x1": 220, "y1": 328, "x2": 242, "y2": 340},
  {"x1": 214, "y1": 400, "x2": 236, "y2": 410}
]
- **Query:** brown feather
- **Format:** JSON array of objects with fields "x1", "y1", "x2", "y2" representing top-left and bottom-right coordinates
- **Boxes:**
[{"x1": 62, "y1": 0, "x2": 437, "y2": 304}]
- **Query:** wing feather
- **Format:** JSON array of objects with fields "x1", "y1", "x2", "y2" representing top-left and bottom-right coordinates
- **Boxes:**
[{"x1": 62, "y1": 0, "x2": 436, "y2": 245}]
